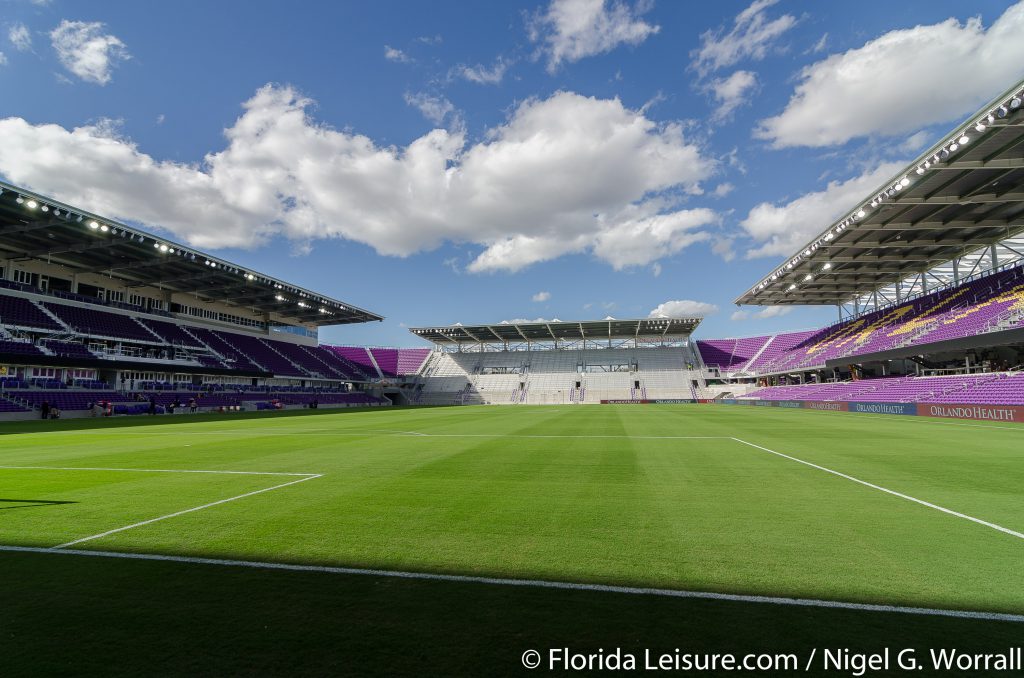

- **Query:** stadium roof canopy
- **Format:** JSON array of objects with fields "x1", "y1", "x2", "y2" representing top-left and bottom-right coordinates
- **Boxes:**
[
  {"x1": 736, "y1": 78, "x2": 1024, "y2": 308},
  {"x1": 410, "y1": 317, "x2": 702, "y2": 345},
  {"x1": 0, "y1": 181, "x2": 382, "y2": 326}
]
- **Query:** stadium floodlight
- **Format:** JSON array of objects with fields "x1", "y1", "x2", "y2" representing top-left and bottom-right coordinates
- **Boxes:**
[
  {"x1": 26, "y1": 199, "x2": 38, "y2": 209},
  {"x1": 975, "y1": 122, "x2": 987, "y2": 132},
  {"x1": 948, "y1": 142, "x2": 959, "y2": 152},
  {"x1": 154, "y1": 242, "x2": 160, "y2": 248},
  {"x1": 100, "y1": 224, "x2": 109, "y2": 233},
  {"x1": 40, "y1": 204, "x2": 49, "y2": 212},
  {"x1": 822, "y1": 262, "x2": 832, "y2": 270},
  {"x1": 899, "y1": 177, "x2": 910, "y2": 187},
  {"x1": 168, "y1": 248, "x2": 175, "y2": 254},
  {"x1": 15, "y1": 196, "x2": 24, "y2": 204},
  {"x1": 1011, "y1": 96, "x2": 1022, "y2": 109},
  {"x1": 996, "y1": 105, "x2": 1009, "y2": 118},
  {"x1": 88, "y1": 221, "x2": 100, "y2": 230},
  {"x1": 939, "y1": 148, "x2": 950, "y2": 160},
  {"x1": 958, "y1": 134, "x2": 970, "y2": 145},
  {"x1": 804, "y1": 274, "x2": 813, "y2": 281},
  {"x1": 788, "y1": 283, "x2": 797, "y2": 291},
  {"x1": 856, "y1": 209, "x2": 866, "y2": 218}
]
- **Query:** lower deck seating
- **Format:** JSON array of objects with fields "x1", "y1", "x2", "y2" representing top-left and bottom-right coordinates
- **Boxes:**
[{"x1": 741, "y1": 372, "x2": 1024, "y2": 405}]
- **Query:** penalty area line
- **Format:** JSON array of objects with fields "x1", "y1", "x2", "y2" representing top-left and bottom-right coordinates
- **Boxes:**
[
  {"x1": 0, "y1": 544, "x2": 1022, "y2": 624},
  {"x1": 49, "y1": 474, "x2": 323, "y2": 550},
  {"x1": 731, "y1": 437, "x2": 1024, "y2": 543}
]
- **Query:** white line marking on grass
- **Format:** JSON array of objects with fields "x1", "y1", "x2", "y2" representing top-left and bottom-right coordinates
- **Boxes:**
[
  {"x1": 49, "y1": 474, "x2": 323, "y2": 550},
  {"x1": 0, "y1": 544, "x2": 1021, "y2": 624},
  {"x1": 0, "y1": 465, "x2": 318, "y2": 477},
  {"x1": 731, "y1": 438, "x2": 1024, "y2": 542}
]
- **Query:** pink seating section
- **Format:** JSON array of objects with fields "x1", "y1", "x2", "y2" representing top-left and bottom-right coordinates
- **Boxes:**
[
  {"x1": 695, "y1": 336, "x2": 770, "y2": 371},
  {"x1": 700, "y1": 264, "x2": 1024, "y2": 375},
  {"x1": 742, "y1": 372, "x2": 1024, "y2": 405}
]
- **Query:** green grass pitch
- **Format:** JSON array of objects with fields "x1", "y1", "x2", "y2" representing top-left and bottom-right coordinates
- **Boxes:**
[{"x1": 1, "y1": 404, "x2": 1022, "y2": 676}]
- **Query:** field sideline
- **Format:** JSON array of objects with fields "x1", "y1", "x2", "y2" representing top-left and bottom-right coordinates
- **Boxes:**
[{"x1": 2, "y1": 404, "x2": 1022, "y2": 675}]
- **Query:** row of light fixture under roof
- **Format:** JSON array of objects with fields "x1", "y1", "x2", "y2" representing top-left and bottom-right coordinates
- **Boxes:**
[
  {"x1": 751, "y1": 87, "x2": 1024, "y2": 297},
  {"x1": 5, "y1": 189, "x2": 343, "y2": 317}
]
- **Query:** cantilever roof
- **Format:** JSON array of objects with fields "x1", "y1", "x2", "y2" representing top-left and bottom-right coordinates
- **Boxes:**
[
  {"x1": 736, "y1": 78, "x2": 1024, "y2": 307},
  {"x1": 0, "y1": 181, "x2": 382, "y2": 326},
  {"x1": 409, "y1": 317, "x2": 702, "y2": 345}
]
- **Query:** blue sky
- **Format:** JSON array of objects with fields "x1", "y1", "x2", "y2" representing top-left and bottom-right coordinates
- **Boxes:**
[{"x1": 1, "y1": 0, "x2": 1022, "y2": 346}]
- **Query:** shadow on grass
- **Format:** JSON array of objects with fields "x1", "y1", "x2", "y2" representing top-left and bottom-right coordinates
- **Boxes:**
[
  {"x1": 1, "y1": 548, "x2": 1020, "y2": 677},
  {"x1": 0, "y1": 498, "x2": 76, "y2": 510},
  {"x1": 0, "y1": 404, "x2": 451, "y2": 436}
]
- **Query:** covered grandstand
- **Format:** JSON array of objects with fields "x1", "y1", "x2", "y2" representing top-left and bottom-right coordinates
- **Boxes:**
[
  {"x1": 408, "y1": 318, "x2": 706, "y2": 404},
  {"x1": 0, "y1": 182, "x2": 391, "y2": 417},
  {"x1": 700, "y1": 77, "x2": 1024, "y2": 412}
]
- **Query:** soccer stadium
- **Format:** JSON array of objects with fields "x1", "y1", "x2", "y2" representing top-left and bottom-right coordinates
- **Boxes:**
[{"x1": 3, "y1": 3, "x2": 1024, "y2": 677}]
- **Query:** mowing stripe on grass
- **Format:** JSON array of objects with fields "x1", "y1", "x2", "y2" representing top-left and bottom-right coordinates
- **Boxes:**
[
  {"x1": 0, "y1": 465, "x2": 319, "y2": 477},
  {"x1": 44, "y1": 430, "x2": 731, "y2": 439},
  {"x1": 732, "y1": 438, "x2": 1024, "y2": 542},
  {"x1": 50, "y1": 474, "x2": 323, "y2": 550},
  {"x1": 0, "y1": 544, "x2": 1021, "y2": 624}
]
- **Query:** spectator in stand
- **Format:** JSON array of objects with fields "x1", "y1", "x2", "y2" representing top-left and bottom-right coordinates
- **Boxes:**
[
  {"x1": 189, "y1": 397, "x2": 197, "y2": 413},
  {"x1": 148, "y1": 395, "x2": 157, "y2": 416},
  {"x1": 49, "y1": 406, "x2": 61, "y2": 419},
  {"x1": 40, "y1": 400, "x2": 50, "y2": 420}
]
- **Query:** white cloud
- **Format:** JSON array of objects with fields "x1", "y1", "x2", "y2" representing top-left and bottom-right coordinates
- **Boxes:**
[
  {"x1": 404, "y1": 92, "x2": 458, "y2": 126},
  {"x1": 0, "y1": 52, "x2": 6, "y2": 66},
  {"x1": 739, "y1": 162, "x2": 903, "y2": 258},
  {"x1": 454, "y1": 57, "x2": 510, "y2": 85},
  {"x1": 590, "y1": 208, "x2": 717, "y2": 270},
  {"x1": 0, "y1": 86, "x2": 716, "y2": 271},
  {"x1": 711, "y1": 236, "x2": 736, "y2": 262},
  {"x1": 501, "y1": 317, "x2": 551, "y2": 324},
  {"x1": 156, "y1": 114, "x2": 165, "y2": 125},
  {"x1": 757, "y1": 2, "x2": 1024, "y2": 148},
  {"x1": 808, "y1": 33, "x2": 828, "y2": 54},
  {"x1": 529, "y1": 0, "x2": 659, "y2": 73},
  {"x1": 708, "y1": 70, "x2": 757, "y2": 122},
  {"x1": 532, "y1": 291, "x2": 551, "y2": 302},
  {"x1": 731, "y1": 306, "x2": 791, "y2": 321},
  {"x1": 9, "y1": 23, "x2": 32, "y2": 52},
  {"x1": 691, "y1": 0, "x2": 797, "y2": 76},
  {"x1": 649, "y1": 299, "x2": 719, "y2": 318},
  {"x1": 712, "y1": 182, "x2": 734, "y2": 198},
  {"x1": 49, "y1": 20, "x2": 129, "y2": 85},
  {"x1": 898, "y1": 130, "x2": 931, "y2": 154},
  {"x1": 650, "y1": 262, "x2": 661, "y2": 277},
  {"x1": 383, "y1": 45, "x2": 412, "y2": 63}
]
